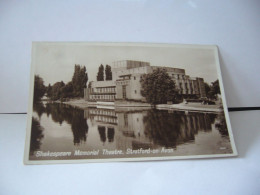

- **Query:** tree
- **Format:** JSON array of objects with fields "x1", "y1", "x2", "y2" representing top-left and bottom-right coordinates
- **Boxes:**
[
  {"x1": 46, "y1": 65, "x2": 88, "y2": 101},
  {"x1": 33, "y1": 75, "x2": 46, "y2": 102},
  {"x1": 72, "y1": 64, "x2": 88, "y2": 97},
  {"x1": 60, "y1": 81, "x2": 73, "y2": 98},
  {"x1": 46, "y1": 84, "x2": 52, "y2": 98},
  {"x1": 206, "y1": 79, "x2": 220, "y2": 100},
  {"x1": 97, "y1": 64, "x2": 104, "y2": 81},
  {"x1": 88, "y1": 81, "x2": 92, "y2": 88},
  {"x1": 204, "y1": 82, "x2": 211, "y2": 97},
  {"x1": 105, "y1": 64, "x2": 112, "y2": 80},
  {"x1": 140, "y1": 68, "x2": 178, "y2": 105},
  {"x1": 211, "y1": 79, "x2": 220, "y2": 95},
  {"x1": 50, "y1": 81, "x2": 65, "y2": 101}
]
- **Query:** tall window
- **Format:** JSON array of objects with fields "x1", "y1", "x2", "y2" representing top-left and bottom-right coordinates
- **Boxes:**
[
  {"x1": 124, "y1": 113, "x2": 128, "y2": 126},
  {"x1": 122, "y1": 86, "x2": 126, "y2": 99}
]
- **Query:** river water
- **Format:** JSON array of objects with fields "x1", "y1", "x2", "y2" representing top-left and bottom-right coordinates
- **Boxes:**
[{"x1": 29, "y1": 103, "x2": 233, "y2": 160}]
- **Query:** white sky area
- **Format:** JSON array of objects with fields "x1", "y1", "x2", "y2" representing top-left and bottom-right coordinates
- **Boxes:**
[{"x1": 34, "y1": 43, "x2": 218, "y2": 86}]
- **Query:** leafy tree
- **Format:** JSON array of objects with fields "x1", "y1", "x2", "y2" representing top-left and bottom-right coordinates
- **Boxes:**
[
  {"x1": 97, "y1": 64, "x2": 104, "y2": 81},
  {"x1": 50, "y1": 81, "x2": 65, "y2": 101},
  {"x1": 88, "y1": 81, "x2": 92, "y2": 88},
  {"x1": 72, "y1": 64, "x2": 88, "y2": 97},
  {"x1": 206, "y1": 80, "x2": 220, "y2": 100},
  {"x1": 61, "y1": 81, "x2": 73, "y2": 98},
  {"x1": 204, "y1": 82, "x2": 211, "y2": 97},
  {"x1": 46, "y1": 65, "x2": 88, "y2": 100},
  {"x1": 46, "y1": 84, "x2": 52, "y2": 98},
  {"x1": 105, "y1": 64, "x2": 112, "y2": 80},
  {"x1": 33, "y1": 75, "x2": 46, "y2": 102},
  {"x1": 211, "y1": 79, "x2": 220, "y2": 95},
  {"x1": 140, "y1": 68, "x2": 178, "y2": 105}
]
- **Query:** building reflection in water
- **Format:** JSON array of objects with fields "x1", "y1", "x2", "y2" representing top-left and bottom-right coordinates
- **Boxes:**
[
  {"x1": 107, "y1": 128, "x2": 115, "y2": 142},
  {"x1": 84, "y1": 107, "x2": 222, "y2": 150},
  {"x1": 30, "y1": 103, "x2": 230, "y2": 158}
]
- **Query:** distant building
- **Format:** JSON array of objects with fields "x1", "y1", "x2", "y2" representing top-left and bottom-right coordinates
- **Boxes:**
[{"x1": 84, "y1": 60, "x2": 206, "y2": 102}]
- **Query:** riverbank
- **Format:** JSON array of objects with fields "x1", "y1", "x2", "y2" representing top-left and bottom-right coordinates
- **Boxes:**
[
  {"x1": 62, "y1": 98, "x2": 89, "y2": 109},
  {"x1": 156, "y1": 102, "x2": 222, "y2": 113},
  {"x1": 61, "y1": 98, "x2": 221, "y2": 113}
]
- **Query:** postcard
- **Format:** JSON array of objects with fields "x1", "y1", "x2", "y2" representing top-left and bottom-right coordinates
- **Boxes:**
[{"x1": 24, "y1": 42, "x2": 237, "y2": 164}]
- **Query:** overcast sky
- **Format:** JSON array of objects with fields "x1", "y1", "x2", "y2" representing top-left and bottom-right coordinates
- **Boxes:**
[{"x1": 33, "y1": 43, "x2": 219, "y2": 85}]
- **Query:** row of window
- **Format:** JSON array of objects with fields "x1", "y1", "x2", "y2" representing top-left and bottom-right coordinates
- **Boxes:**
[
  {"x1": 89, "y1": 109, "x2": 117, "y2": 116},
  {"x1": 116, "y1": 81, "x2": 129, "y2": 85},
  {"x1": 94, "y1": 116, "x2": 118, "y2": 124},
  {"x1": 171, "y1": 74, "x2": 187, "y2": 79},
  {"x1": 94, "y1": 87, "x2": 115, "y2": 93},
  {"x1": 90, "y1": 95, "x2": 116, "y2": 100},
  {"x1": 179, "y1": 82, "x2": 197, "y2": 90},
  {"x1": 179, "y1": 89, "x2": 197, "y2": 94}
]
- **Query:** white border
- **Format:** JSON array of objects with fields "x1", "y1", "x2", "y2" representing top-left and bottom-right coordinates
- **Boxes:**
[{"x1": 24, "y1": 42, "x2": 238, "y2": 165}]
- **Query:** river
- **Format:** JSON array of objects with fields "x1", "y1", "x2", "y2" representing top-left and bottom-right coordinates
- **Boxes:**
[{"x1": 29, "y1": 103, "x2": 233, "y2": 160}]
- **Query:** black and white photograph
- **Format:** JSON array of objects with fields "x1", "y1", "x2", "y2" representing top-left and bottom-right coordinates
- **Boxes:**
[{"x1": 24, "y1": 42, "x2": 237, "y2": 164}]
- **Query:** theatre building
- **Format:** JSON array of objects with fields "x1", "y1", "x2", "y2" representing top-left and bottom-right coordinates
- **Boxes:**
[{"x1": 84, "y1": 60, "x2": 206, "y2": 102}]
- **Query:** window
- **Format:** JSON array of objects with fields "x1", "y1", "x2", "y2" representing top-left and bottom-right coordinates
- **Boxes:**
[
  {"x1": 135, "y1": 90, "x2": 137, "y2": 94},
  {"x1": 134, "y1": 76, "x2": 136, "y2": 80},
  {"x1": 122, "y1": 86, "x2": 126, "y2": 99},
  {"x1": 124, "y1": 113, "x2": 128, "y2": 126}
]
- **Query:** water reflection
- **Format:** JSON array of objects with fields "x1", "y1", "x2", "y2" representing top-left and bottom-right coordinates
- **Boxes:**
[
  {"x1": 30, "y1": 103, "x2": 231, "y2": 158},
  {"x1": 215, "y1": 111, "x2": 229, "y2": 136},
  {"x1": 30, "y1": 117, "x2": 44, "y2": 155},
  {"x1": 107, "y1": 128, "x2": 115, "y2": 142},
  {"x1": 98, "y1": 126, "x2": 106, "y2": 144},
  {"x1": 34, "y1": 103, "x2": 89, "y2": 145}
]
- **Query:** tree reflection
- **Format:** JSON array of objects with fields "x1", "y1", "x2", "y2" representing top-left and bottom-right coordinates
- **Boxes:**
[
  {"x1": 215, "y1": 112, "x2": 229, "y2": 137},
  {"x1": 44, "y1": 103, "x2": 89, "y2": 145},
  {"x1": 30, "y1": 117, "x2": 44, "y2": 155},
  {"x1": 143, "y1": 110, "x2": 217, "y2": 148},
  {"x1": 33, "y1": 103, "x2": 45, "y2": 119},
  {"x1": 143, "y1": 110, "x2": 182, "y2": 148},
  {"x1": 46, "y1": 103, "x2": 64, "y2": 125},
  {"x1": 70, "y1": 109, "x2": 89, "y2": 145}
]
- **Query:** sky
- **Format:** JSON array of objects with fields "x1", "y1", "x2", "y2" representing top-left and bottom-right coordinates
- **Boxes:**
[{"x1": 33, "y1": 43, "x2": 219, "y2": 85}]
